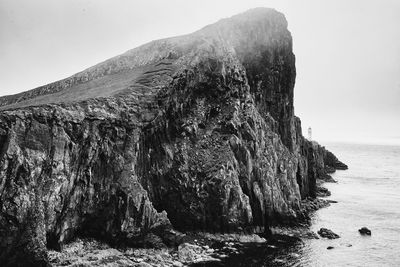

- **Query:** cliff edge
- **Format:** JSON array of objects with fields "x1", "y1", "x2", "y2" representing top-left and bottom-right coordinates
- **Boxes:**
[{"x1": 0, "y1": 8, "x2": 347, "y2": 266}]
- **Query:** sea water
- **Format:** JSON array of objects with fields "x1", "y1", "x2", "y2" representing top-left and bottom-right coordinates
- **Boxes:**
[
  {"x1": 197, "y1": 142, "x2": 400, "y2": 266},
  {"x1": 299, "y1": 142, "x2": 400, "y2": 267}
]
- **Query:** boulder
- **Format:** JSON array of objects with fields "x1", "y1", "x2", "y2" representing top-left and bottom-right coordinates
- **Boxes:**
[
  {"x1": 172, "y1": 261, "x2": 184, "y2": 267},
  {"x1": 178, "y1": 243, "x2": 203, "y2": 262},
  {"x1": 358, "y1": 227, "x2": 371, "y2": 235},
  {"x1": 317, "y1": 228, "x2": 340, "y2": 239}
]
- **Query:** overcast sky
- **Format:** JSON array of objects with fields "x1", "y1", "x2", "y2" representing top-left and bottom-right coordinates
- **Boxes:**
[{"x1": 0, "y1": 0, "x2": 399, "y2": 144}]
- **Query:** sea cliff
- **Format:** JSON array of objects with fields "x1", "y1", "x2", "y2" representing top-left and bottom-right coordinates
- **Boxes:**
[{"x1": 0, "y1": 8, "x2": 346, "y2": 266}]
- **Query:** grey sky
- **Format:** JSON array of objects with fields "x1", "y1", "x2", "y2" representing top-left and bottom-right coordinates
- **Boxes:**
[{"x1": 0, "y1": 0, "x2": 399, "y2": 144}]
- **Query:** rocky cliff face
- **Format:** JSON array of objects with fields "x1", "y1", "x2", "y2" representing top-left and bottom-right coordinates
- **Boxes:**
[{"x1": 0, "y1": 8, "x2": 346, "y2": 266}]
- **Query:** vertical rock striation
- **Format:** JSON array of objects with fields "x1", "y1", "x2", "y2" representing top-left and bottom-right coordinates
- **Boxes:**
[{"x1": 0, "y1": 8, "x2": 346, "y2": 265}]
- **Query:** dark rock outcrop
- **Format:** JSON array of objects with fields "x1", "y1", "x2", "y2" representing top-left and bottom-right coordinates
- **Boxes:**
[
  {"x1": 316, "y1": 186, "x2": 331, "y2": 197},
  {"x1": 317, "y1": 228, "x2": 340, "y2": 239},
  {"x1": 324, "y1": 150, "x2": 348, "y2": 170},
  {"x1": 0, "y1": 8, "x2": 346, "y2": 265},
  {"x1": 359, "y1": 227, "x2": 371, "y2": 235}
]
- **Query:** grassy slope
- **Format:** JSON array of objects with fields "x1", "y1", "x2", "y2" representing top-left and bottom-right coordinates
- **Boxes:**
[{"x1": 0, "y1": 59, "x2": 176, "y2": 110}]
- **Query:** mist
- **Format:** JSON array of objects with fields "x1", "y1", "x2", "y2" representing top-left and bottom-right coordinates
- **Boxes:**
[{"x1": 0, "y1": 0, "x2": 399, "y2": 144}]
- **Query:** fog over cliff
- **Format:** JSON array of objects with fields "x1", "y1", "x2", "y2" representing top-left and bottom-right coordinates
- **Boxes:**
[{"x1": 0, "y1": 0, "x2": 399, "y2": 144}]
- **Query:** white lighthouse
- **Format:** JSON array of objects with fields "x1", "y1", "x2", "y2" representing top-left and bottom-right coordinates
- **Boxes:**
[{"x1": 308, "y1": 127, "x2": 312, "y2": 140}]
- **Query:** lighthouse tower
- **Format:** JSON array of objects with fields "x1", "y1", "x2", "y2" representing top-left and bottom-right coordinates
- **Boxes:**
[{"x1": 308, "y1": 127, "x2": 312, "y2": 140}]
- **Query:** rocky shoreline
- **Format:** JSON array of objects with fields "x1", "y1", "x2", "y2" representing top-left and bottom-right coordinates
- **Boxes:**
[
  {"x1": 48, "y1": 233, "x2": 295, "y2": 266},
  {"x1": 48, "y1": 178, "x2": 341, "y2": 267},
  {"x1": 48, "y1": 234, "x2": 267, "y2": 267}
]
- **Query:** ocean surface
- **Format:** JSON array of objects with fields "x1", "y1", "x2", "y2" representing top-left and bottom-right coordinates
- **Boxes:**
[
  {"x1": 299, "y1": 142, "x2": 400, "y2": 267},
  {"x1": 198, "y1": 142, "x2": 400, "y2": 267}
]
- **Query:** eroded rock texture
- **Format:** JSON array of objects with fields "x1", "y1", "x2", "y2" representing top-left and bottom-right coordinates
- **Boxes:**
[{"x1": 0, "y1": 8, "x2": 346, "y2": 266}]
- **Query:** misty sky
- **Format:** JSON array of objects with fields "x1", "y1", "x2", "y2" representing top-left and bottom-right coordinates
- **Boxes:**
[{"x1": 0, "y1": 0, "x2": 399, "y2": 144}]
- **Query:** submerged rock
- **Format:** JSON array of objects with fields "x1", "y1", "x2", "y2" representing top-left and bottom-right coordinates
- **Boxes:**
[
  {"x1": 327, "y1": 200, "x2": 338, "y2": 204},
  {"x1": 317, "y1": 228, "x2": 340, "y2": 239},
  {"x1": 359, "y1": 227, "x2": 372, "y2": 235}
]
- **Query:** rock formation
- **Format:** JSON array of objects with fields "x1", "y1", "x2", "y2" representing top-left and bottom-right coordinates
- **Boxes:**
[
  {"x1": 0, "y1": 8, "x2": 347, "y2": 266},
  {"x1": 317, "y1": 228, "x2": 340, "y2": 239},
  {"x1": 358, "y1": 227, "x2": 371, "y2": 235}
]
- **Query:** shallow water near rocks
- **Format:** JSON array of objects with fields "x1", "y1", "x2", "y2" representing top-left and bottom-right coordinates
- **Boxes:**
[{"x1": 195, "y1": 142, "x2": 400, "y2": 266}]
